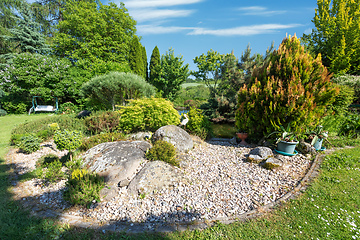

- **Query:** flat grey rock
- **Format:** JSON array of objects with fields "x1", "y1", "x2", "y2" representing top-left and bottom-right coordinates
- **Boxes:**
[
  {"x1": 262, "y1": 157, "x2": 284, "y2": 170},
  {"x1": 249, "y1": 147, "x2": 273, "y2": 159},
  {"x1": 82, "y1": 141, "x2": 151, "y2": 200},
  {"x1": 247, "y1": 154, "x2": 264, "y2": 164},
  {"x1": 128, "y1": 161, "x2": 185, "y2": 196}
]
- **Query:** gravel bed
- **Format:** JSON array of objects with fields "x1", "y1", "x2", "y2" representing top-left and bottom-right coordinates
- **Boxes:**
[{"x1": 7, "y1": 140, "x2": 311, "y2": 225}]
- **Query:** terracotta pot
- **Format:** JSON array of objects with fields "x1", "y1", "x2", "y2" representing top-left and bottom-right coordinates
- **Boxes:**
[{"x1": 236, "y1": 132, "x2": 248, "y2": 145}]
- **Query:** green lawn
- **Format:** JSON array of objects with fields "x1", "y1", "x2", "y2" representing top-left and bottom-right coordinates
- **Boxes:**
[{"x1": 1, "y1": 114, "x2": 360, "y2": 239}]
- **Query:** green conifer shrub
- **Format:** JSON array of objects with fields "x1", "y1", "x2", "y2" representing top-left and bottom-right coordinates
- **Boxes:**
[
  {"x1": 184, "y1": 107, "x2": 213, "y2": 140},
  {"x1": 17, "y1": 134, "x2": 41, "y2": 154},
  {"x1": 84, "y1": 111, "x2": 121, "y2": 134},
  {"x1": 146, "y1": 140, "x2": 178, "y2": 167},
  {"x1": 54, "y1": 130, "x2": 82, "y2": 160},
  {"x1": 118, "y1": 98, "x2": 180, "y2": 133},
  {"x1": 79, "y1": 132, "x2": 126, "y2": 151},
  {"x1": 236, "y1": 35, "x2": 338, "y2": 140},
  {"x1": 64, "y1": 168, "x2": 104, "y2": 207}
]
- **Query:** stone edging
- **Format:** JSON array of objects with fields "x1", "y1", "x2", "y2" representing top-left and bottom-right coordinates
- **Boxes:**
[{"x1": 28, "y1": 151, "x2": 326, "y2": 233}]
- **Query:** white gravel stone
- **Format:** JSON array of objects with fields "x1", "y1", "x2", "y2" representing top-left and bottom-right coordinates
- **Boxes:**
[{"x1": 7, "y1": 139, "x2": 311, "y2": 225}]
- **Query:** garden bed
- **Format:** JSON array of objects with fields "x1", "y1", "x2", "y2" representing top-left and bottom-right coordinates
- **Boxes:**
[{"x1": 6, "y1": 139, "x2": 312, "y2": 231}]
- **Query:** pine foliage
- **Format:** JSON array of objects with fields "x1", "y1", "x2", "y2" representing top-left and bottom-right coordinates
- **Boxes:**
[
  {"x1": 235, "y1": 35, "x2": 338, "y2": 140},
  {"x1": 4, "y1": 1, "x2": 50, "y2": 55},
  {"x1": 149, "y1": 46, "x2": 160, "y2": 84}
]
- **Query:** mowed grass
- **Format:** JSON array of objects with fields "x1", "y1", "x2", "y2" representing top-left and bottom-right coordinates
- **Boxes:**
[{"x1": 0, "y1": 114, "x2": 360, "y2": 239}]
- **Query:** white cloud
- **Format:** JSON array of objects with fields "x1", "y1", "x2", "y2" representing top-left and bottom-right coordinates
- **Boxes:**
[
  {"x1": 137, "y1": 23, "x2": 302, "y2": 36},
  {"x1": 123, "y1": 0, "x2": 203, "y2": 8},
  {"x1": 131, "y1": 9, "x2": 195, "y2": 22},
  {"x1": 137, "y1": 24, "x2": 194, "y2": 34},
  {"x1": 188, "y1": 24, "x2": 302, "y2": 36},
  {"x1": 238, "y1": 6, "x2": 286, "y2": 16}
]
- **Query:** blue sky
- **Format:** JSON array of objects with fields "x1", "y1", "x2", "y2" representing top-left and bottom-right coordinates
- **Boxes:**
[{"x1": 107, "y1": 0, "x2": 317, "y2": 71}]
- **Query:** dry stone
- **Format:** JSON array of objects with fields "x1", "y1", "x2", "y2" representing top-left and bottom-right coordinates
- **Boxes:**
[
  {"x1": 127, "y1": 161, "x2": 185, "y2": 196},
  {"x1": 152, "y1": 125, "x2": 193, "y2": 153},
  {"x1": 81, "y1": 141, "x2": 151, "y2": 200},
  {"x1": 262, "y1": 157, "x2": 284, "y2": 170},
  {"x1": 249, "y1": 147, "x2": 273, "y2": 159}
]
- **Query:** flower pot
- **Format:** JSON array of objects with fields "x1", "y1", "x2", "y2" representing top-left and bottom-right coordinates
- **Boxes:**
[
  {"x1": 277, "y1": 140, "x2": 299, "y2": 154},
  {"x1": 236, "y1": 132, "x2": 248, "y2": 145},
  {"x1": 313, "y1": 138, "x2": 323, "y2": 151}
]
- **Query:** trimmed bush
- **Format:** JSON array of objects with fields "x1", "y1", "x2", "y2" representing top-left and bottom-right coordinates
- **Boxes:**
[
  {"x1": 54, "y1": 130, "x2": 82, "y2": 161},
  {"x1": 58, "y1": 102, "x2": 78, "y2": 115},
  {"x1": 118, "y1": 98, "x2": 180, "y2": 133},
  {"x1": 84, "y1": 111, "x2": 121, "y2": 134},
  {"x1": 236, "y1": 35, "x2": 338, "y2": 140},
  {"x1": 36, "y1": 153, "x2": 60, "y2": 168},
  {"x1": 0, "y1": 109, "x2": 7, "y2": 116},
  {"x1": 44, "y1": 160, "x2": 64, "y2": 183},
  {"x1": 17, "y1": 134, "x2": 41, "y2": 154},
  {"x1": 64, "y1": 168, "x2": 104, "y2": 207},
  {"x1": 79, "y1": 132, "x2": 126, "y2": 151},
  {"x1": 146, "y1": 140, "x2": 178, "y2": 167},
  {"x1": 184, "y1": 107, "x2": 212, "y2": 140}
]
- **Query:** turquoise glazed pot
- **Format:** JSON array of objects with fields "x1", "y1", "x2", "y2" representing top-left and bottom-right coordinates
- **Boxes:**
[
  {"x1": 313, "y1": 138, "x2": 323, "y2": 151},
  {"x1": 277, "y1": 140, "x2": 299, "y2": 154}
]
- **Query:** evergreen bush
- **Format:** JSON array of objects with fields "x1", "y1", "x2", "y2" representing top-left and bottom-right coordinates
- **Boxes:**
[
  {"x1": 44, "y1": 160, "x2": 64, "y2": 183},
  {"x1": 118, "y1": 98, "x2": 180, "y2": 133},
  {"x1": 146, "y1": 140, "x2": 178, "y2": 167},
  {"x1": 184, "y1": 107, "x2": 213, "y2": 140},
  {"x1": 0, "y1": 109, "x2": 7, "y2": 116},
  {"x1": 332, "y1": 74, "x2": 360, "y2": 104},
  {"x1": 84, "y1": 111, "x2": 121, "y2": 134},
  {"x1": 236, "y1": 35, "x2": 338, "y2": 140},
  {"x1": 64, "y1": 168, "x2": 104, "y2": 207},
  {"x1": 17, "y1": 134, "x2": 41, "y2": 154},
  {"x1": 54, "y1": 130, "x2": 82, "y2": 160},
  {"x1": 79, "y1": 132, "x2": 126, "y2": 151}
]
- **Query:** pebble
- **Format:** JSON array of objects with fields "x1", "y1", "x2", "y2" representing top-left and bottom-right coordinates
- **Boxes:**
[{"x1": 7, "y1": 140, "x2": 311, "y2": 225}]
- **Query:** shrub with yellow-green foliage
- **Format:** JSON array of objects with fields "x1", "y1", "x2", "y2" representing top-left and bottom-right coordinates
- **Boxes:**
[
  {"x1": 64, "y1": 168, "x2": 104, "y2": 207},
  {"x1": 236, "y1": 35, "x2": 338, "y2": 140},
  {"x1": 185, "y1": 107, "x2": 212, "y2": 140},
  {"x1": 146, "y1": 140, "x2": 178, "y2": 167},
  {"x1": 118, "y1": 98, "x2": 180, "y2": 133}
]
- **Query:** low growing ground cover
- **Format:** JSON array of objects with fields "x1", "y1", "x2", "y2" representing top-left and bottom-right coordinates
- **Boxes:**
[{"x1": 1, "y1": 114, "x2": 360, "y2": 239}]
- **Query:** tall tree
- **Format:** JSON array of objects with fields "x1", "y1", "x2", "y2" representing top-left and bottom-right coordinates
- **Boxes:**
[
  {"x1": 302, "y1": 0, "x2": 360, "y2": 75},
  {"x1": 141, "y1": 45, "x2": 148, "y2": 81},
  {"x1": 3, "y1": 1, "x2": 50, "y2": 55},
  {"x1": 151, "y1": 48, "x2": 189, "y2": 101},
  {"x1": 129, "y1": 36, "x2": 144, "y2": 77},
  {"x1": 52, "y1": 0, "x2": 136, "y2": 75},
  {"x1": 149, "y1": 46, "x2": 160, "y2": 84},
  {"x1": 192, "y1": 49, "x2": 224, "y2": 96}
]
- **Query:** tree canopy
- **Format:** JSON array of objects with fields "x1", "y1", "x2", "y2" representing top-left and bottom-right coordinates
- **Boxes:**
[
  {"x1": 150, "y1": 48, "x2": 189, "y2": 101},
  {"x1": 52, "y1": 0, "x2": 136, "y2": 75},
  {"x1": 302, "y1": 0, "x2": 360, "y2": 75}
]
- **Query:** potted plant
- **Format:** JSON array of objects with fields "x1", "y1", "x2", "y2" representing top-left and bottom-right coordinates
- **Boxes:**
[
  {"x1": 307, "y1": 125, "x2": 328, "y2": 150},
  {"x1": 267, "y1": 123, "x2": 299, "y2": 155}
]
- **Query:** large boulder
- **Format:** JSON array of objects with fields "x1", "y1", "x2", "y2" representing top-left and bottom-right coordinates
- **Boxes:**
[
  {"x1": 128, "y1": 160, "x2": 185, "y2": 196},
  {"x1": 81, "y1": 141, "x2": 151, "y2": 200},
  {"x1": 152, "y1": 125, "x2": 193, "y2": 153}
]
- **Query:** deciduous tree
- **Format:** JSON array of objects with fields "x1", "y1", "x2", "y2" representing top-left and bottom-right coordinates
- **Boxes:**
[
  {"x1": 151, "y1": 48, "x2": 189, "y2": 101},
  {"x1": 52, "y1": 0, "x2": 136, "y2": 75}
]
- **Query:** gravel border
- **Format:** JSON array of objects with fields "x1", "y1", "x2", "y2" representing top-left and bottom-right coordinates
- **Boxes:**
[{"x1": 18, "y1": 146, "x2": 328, "y2": 233}]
